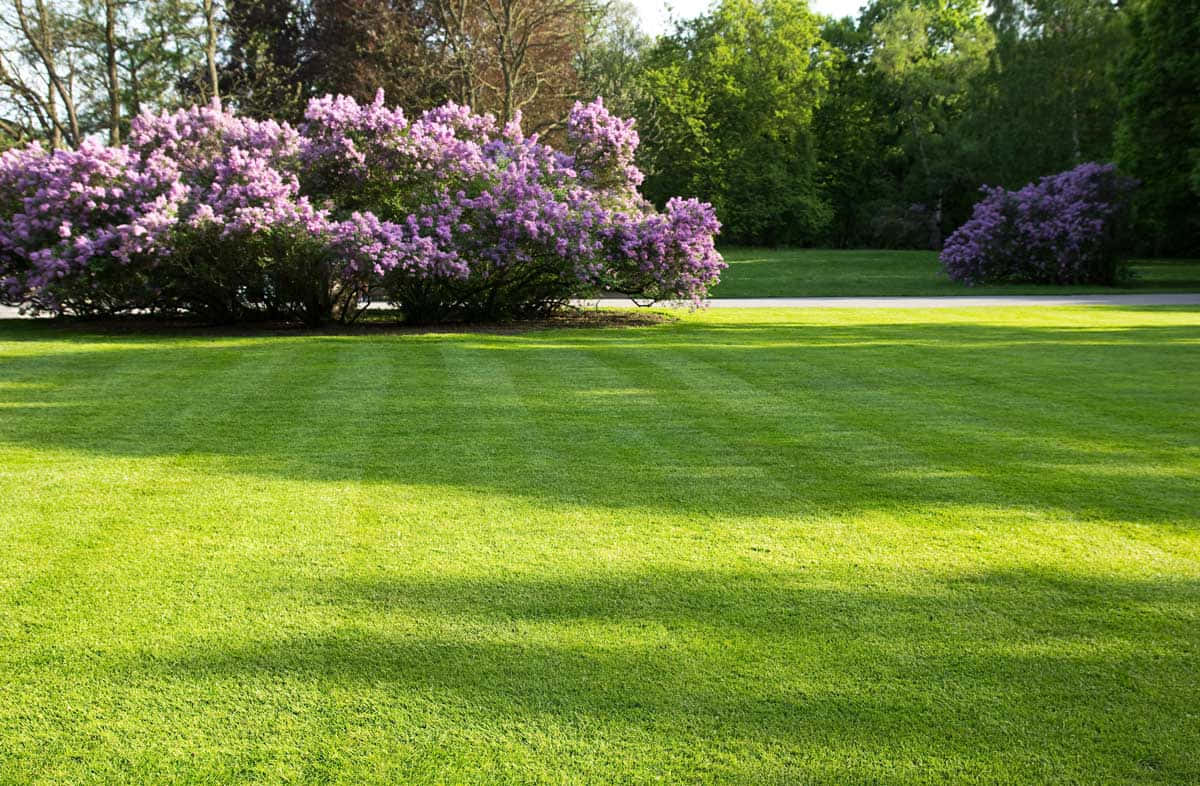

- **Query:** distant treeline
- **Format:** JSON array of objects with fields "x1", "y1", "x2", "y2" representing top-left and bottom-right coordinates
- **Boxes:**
[{"x1": 2, "y1": 0, "x2": 1195, "y2": 255}]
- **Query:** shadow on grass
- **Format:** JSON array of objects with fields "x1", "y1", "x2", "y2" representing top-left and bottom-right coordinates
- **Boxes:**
[
  {"x1": 114, "y1": 566, "x2": 1199, "y2": 774},
  {"x1": 0, "y1": 316, "x2": 1197, "y2": 524}
]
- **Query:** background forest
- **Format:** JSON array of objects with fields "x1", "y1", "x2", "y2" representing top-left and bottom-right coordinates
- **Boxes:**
[{"x1": 2, "y1": 0, "x2": 1195, "y2": 255}]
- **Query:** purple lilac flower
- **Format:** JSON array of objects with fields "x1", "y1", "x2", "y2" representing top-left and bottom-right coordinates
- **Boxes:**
[{"x1": 941, "y1": 163, "x2": 1137, "y2": 286}]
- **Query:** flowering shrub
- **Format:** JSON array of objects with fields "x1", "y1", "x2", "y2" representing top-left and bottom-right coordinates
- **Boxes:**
[
  {"x1": 0, "y1": 94, "x2": 723, "y2": 324},
  {"x1": 127, "y1": 102, "x2": 363, "y2": 324},
  {"x1": 941, "y1": 163, "x2": 1137, "y2": 286},
  {"x1": 0, "y1": 141, "x2": 162, "y2": 315},
  {"x1": 298, "y1": 93, "x2": 722, "y2": 321}
]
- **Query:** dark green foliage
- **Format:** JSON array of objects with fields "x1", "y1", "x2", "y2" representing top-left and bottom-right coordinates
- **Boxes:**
[
  {"x1": 933, "y1": 0, "x2": 1128, "y2": 255},
  {"x1": 812, "y1": 18, "x2": 900, "y2": 248},
  {"x1": 299, "y1": 0, "x2": 456, "y2": 113},
  {"x1": 1115, "y1": 0, "x2": 1200, "y2": 257},
  {"x1": 218, "y1": 0, "x2": 451, "y2": 122},
  {"x1": 626, "y1": 0, "x2": 1188, "y2": 254},
  {"x1": 154, "y1": 227, "x2": 361, "y2": 327},
  {"x1": 969, "y1": 0, "x2": 1128, "y2": 185},
  {"x1": 637, "y1": 0, "x2": 832, "y2": 246},
  {"x1": 220, "y1": 0, "x2": 313, "y2": 120},
  {"x1": 814, "y1": 0, "x2": 995, "y2": 249}
]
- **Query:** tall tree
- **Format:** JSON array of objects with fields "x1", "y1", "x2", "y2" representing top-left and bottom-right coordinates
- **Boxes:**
[
  {"x1": 303, "y1": 0, "x2": 447, "y2": 108},
  {"x1": 202, "y1": 0, "x2": 219, "y2": 101},
  {"x1": 813, "y1": 15, "x2": 905, "y2": 247},
  {"x1": 962, "y1": 0, "x2": 1128, "y2": 189},
  {"x1": 431, "y1": 0, "x2": 591, "y2": 130},
  {"x1": 220, "y1": 0, "x2": 310, "y2": 119},
  {"x1": 869, "y1": 0, "x2": 994, "y2": 247},
  {"x1": 103, "y1": 0, "x2": 119, "y2": 142},
  {"x1": 0, "y1": 0, "x2": 82, "y2": 147},
  {"x1": 75, "y1": 0, "x2": 208, "y2": 138},
  {"x1": 575, "y1": 0, "x2": 649, "y2": 119},
  {"x1": 639, "y1": 0, "x2": 833, "y2": 245},
  {"x1": 127, "y1": 0, "x2": 208, "y2": 116},
  {"x1": 1115, "y1": 0, "x2": 1200, "y2": 256}
]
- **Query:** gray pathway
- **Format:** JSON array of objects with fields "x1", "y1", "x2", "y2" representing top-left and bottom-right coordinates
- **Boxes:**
[
  {"x1": 577, "y1": 293, "x2": 1200, "y2": 309},
  {"x1": 2, "y1": 293, "x2": 1199, "y2": 320}
]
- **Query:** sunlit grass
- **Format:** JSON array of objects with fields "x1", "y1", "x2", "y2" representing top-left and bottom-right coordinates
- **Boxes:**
[
  {"x1": 1, "y1": 306, "x2": 1198, "y2": 784},
  {"x1": 712, "y1": 247, "x2": 1200, "y2": 297}
]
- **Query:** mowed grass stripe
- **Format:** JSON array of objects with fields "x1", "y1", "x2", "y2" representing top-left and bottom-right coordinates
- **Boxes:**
[
  {"x1": 480, "y1": 334, "x2": 991, "y2": 768},
  {"x1": 600, "y1": 319, "x2": 991, "y2": 524},
  {"x1": 437, "y1": 336, "x2": 565, "y2": 493},
  {"x1": 0, "y1": 339, "x2": 314, "y2": 777},
  {"x1": 668, "y1": 308, "x2": 1200, "y2": 527},
  {"x1": 0, "y1": 343, "x2": 334, "y2": 673},
  {"x1": 490, "y1": 328, "x2": 755, "y2": 522},
  {"x1": 0, "y1": 338, "x2": 294, "y2": 623},
  {"x1": 3, "y1": 337, "x2": 452, "y2": 783}
]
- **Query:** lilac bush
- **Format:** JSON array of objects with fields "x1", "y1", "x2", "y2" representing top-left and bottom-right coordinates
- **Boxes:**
[
  {"x1": 941, "y1": 163, "x2": 1137, "y2": 286},
  {"x1": 0, "y1": 95, "x2": 723, "y2": 324},
  {"x1": 0, "y1": 140, "x2": 167, "y2": 315},
  {"x1": 299, "y1": 93, "x2": 723, "y2": 320},
  {"x1": 126, "y1": 102, "x2": 361, "y2": 324}
]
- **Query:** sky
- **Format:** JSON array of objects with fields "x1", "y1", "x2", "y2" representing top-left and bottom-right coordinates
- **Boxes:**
[{"x1": 631, "y1": 0, "x2": 865, "y2": 35}]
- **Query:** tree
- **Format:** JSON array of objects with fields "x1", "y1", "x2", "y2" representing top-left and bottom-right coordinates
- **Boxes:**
[
  {"x1": 0, "y1": 0, "x2": 82, "y2": 147},
  {"x1": 431, "y1": 0, "x2": 592, "y2": 131},
  {"x1": 79, "y1": 0, "x2": 211, "y2": 138},
  {"x1": 302, "y1": 0, "x2": 447, "y2": 109},
  {"x1": 1115, "y1": 0, "x2": 1200, "y2": 256},
  {"x1": 813, "y1": 15, "x2": 904, "y2": 247},
  {"x1": 576, "y1": 0, "x2": 650, "y2": 119},
  {"x1": 639, "y1": 0, "x2": 833, "y2": 245},
  {"x1": 958, "y1": 0, "x2": 1129, "y2": 192},
  {"x1": 868, "y1": 0, "x2": 994, "y2": 247},
  {"x1": 103, "y1": 0, "x2": 119, "y2": 142},
  {"x1": 202, "y1": 0, "x2": 219, "y2": 101},
  {"x1": 220, "y1": 0, "x2": 310, "y2": 119},
  {"x1": 1, "y1": 0, "x2": 211, "y2": 147},
  {"x1": 216, "y1": 0, "x2": 589, "y2": 130},
  {"x1": 125, "y1": 0, "x2": 209, "y2": 116}
]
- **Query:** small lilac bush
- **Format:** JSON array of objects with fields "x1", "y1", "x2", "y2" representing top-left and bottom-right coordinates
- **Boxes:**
[
  {"x1": 941, "y1": 163, "x2": 1137, "y2": 286},
  {"x1": 0, "y1": 95, "x2": 723, "y2": 324}
]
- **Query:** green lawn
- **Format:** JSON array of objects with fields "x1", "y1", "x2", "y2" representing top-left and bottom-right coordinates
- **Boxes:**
[
  {"x1": 1, "y1": 307, "x2": 1198, "y2": 784},
  {"x1": 712, "y1": 248, "x2": 1200, "y2": 297}
]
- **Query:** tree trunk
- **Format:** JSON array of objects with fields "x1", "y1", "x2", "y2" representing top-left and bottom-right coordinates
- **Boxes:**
[
  {"x1": 47, "y1": 81, "x2": 61, "y2": 149},
  {"x1": 203, "y1": 0, "x2": 220, "y2": 102},
  {"x1": 499, "y1": 0, "x2": 514, "y2": 123},
  {"x1": 105, "y1": 0, "x2": 120, "y2": 144},
  {"x1": 127, "y1": 59, "x2": 141, "y2": 117}
]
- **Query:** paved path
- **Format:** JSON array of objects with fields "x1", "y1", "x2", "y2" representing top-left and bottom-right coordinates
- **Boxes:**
[
  {"x1": 577, "y1": 293, "x2": 1200, "y2": 309},
  {"x1": 2, "y1": 293, "x2": 1199, "y2": 320}
]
